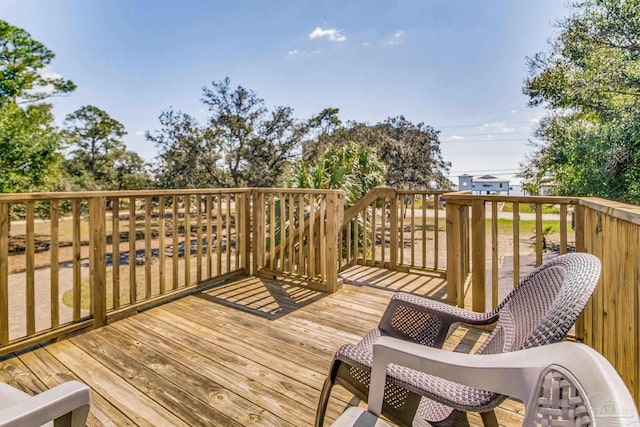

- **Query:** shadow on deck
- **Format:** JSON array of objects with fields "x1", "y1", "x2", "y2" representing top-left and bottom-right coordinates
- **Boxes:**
[{"x1": 0, "y1": 271, "x2": 524, "y2": 426}]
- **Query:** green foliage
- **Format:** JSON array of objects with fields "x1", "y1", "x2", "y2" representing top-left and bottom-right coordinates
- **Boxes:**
[
  {"x1": 0, "y1": 19, "x2": 75, "y2": 104},
  {"x1": 63, "y1": 105, "x2": 150, "y2": 190},
  {"x1": 148, "y1": 109, "x2": 223, "y2": 189},
  {"x1": 290, "y1": 140, "x2": 386, "y2": 206},
  {"x1": 152, "y1": 77, "x2": 309, "y2": 188},
  {"x1": 304, "y1": 116, "x2": 452, "y2": 190},
  {"x1": 0, "y1": 19, "x2": 75, "y2": 194},
  {"x1": 0, "y1": 102, "x2": 62, "y2": 193},
  {"x1": 202, "y1": 77, "x2": 308, "y2": 187},
  {"x1": 522, "y1": 0, "x2": 640, "y2": 203}
]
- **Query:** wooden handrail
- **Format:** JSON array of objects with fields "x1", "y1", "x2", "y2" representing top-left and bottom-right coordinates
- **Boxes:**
[{"x1": 342, "y1": 187, "x2": 396, "y2": 226}]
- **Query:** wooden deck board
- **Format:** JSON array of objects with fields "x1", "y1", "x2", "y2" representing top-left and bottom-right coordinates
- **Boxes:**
[{"x1": 0, "y1": 267, "x2": 524, "y2": 426}]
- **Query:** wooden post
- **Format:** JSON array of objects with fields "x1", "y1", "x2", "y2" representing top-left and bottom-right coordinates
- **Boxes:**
[
  {"x1": 26, "y1": 201, "x2": 35, "y2": 336},
  {"x1": 241, "y1": 190, "x2": 252, "y2": 274},
  {"x1": 252, "y1": 191, "x2": 263, "y2": 275},
  {"x1": 389, "y1": 193, "x2": 398, "y2": 269},
  {"x1": 326, "y1": 191, "x2": 344, "y2": 292},
  {"x1": 0, "y1": 203, "x2": 9, "y2": 345},
  {"x1": 471, "y1": 200, "x2": 486, "y2": 312},
  {"x1": 446, "y1": 202, "x2": 461, "y2": 306},
  {"x1": 90, "y1": 197, "x2": 107, "y2": 327}
]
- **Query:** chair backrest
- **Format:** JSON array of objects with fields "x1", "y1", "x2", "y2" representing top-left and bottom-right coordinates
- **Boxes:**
[
  {"x1": 521, "y1": 343, "x2": 638, "y2": 426},
  {"x1": 476, "y1": 253, "x2": 600, "y2": 355}
]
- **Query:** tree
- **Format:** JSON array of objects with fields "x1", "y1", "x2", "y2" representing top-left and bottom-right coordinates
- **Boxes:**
[
  {"x1": 0, "y1": 19, "x2": 75, "y2": 104},
  {"x1": 375, "y1": 116, "x2": 451, "y2": 189},
  {"x1": 0, "y1": 20, "x2": 75, "y2": 193},
  {"x1": 63, "y1": 105, "x2": 149, "y2": 190},
  {"x1": 290, "y1": 140, "x2": 386, "y2": 206},
  {"x1": 201, "y1": 77, "x2": 308, "y2": 187},
  {"x1": 148, "y1": 109, "x2": 223, "y2": 189},
  {"x1": 522, "y1": 0, "x2": 640, "y2": 202},
  {"x1": 0, "y1": 102, "x2": 62, "y2": 193},
  {"x1": 305, "y1": 117, "x2": 452, "y2": 190}
]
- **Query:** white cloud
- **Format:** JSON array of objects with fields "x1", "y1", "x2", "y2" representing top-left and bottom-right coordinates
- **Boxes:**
[
  {"x1": 134, "y1": 130, "x2": 145, "y2": 136},
  {"x1": 39, "y1": 68, "x2": 63, "y2": 80},
  {"x1": 481, "y1": 121, "x2": 507, "y2": 129},
  {"x1": 288, "y1": 49, "x2": 299, "y2": 56},
  {"x1": 308, "y1": 27, "x2": 346, "y2": 42},
  {"x1": 510, "y1": 109, "x2": 518, "y2": 114},
  {"x1": 501, "y1": 127, "x2": 515, "y2": 133},
  {"x1": 450, "y1": 135, "x2": 464, "y2": 140},
  {"x1": 362, "y1": 41, "x2": 370, "y2": 46},
  {"x1": 385, "y1": 30, "x2": 405, "y2": 45}
]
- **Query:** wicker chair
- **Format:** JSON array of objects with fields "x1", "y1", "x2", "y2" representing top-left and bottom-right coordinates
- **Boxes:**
[
  {"x1": 331, "y1": 340, "x2": 639, "y2": 427},
  {"x1": 316, "y1": 253, "x2": 601, "y2": 427}
]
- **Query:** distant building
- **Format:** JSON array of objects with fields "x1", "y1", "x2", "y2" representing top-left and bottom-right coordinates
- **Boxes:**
[{"x1": 458, "y1": 174, "x2": 510, "y2": 194}]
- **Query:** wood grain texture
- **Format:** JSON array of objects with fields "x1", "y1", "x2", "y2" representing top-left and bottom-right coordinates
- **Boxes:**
[{"x1": 0, "y1": 274, "x2": 523, "y2": 426}]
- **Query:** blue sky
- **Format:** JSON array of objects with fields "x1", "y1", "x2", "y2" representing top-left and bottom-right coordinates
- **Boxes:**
[{"x1": 2, "y1": 0, "x2": 569, "y2": 185}]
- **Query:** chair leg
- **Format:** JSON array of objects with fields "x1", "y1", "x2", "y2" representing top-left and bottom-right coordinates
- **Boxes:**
[
  {"x1": 315, "y1": 376, "x2": 335, "y2": 427},
  {"x1": 480, "y1": 410, "x2": 498, "y2": 427}
]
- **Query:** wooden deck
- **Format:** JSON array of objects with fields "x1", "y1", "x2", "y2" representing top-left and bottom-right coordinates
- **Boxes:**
[{"x1": 0, "y1": 268, "x2": 523, "y2": 426}]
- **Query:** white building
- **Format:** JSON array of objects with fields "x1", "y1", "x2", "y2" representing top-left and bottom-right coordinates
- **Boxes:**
[{"x1": 458, "y1": 174, "x2": 510, "y2": 194}]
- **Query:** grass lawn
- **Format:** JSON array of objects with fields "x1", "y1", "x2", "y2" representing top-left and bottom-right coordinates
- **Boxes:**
[
  {"x1": 489, "y1": 218, "x2": 571, "y2": 236},
  {"x1": 500, "y1": 203, "x2": 562, "y2": 214}
]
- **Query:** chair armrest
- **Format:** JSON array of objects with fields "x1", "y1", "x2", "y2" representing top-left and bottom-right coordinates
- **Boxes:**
[
  {"x1": 378, "y1": 292, "x2": 498, "y2": 348},
  {"x1": 0, "y1": 381, "x2": 90, "y2": 427},
  {"x1": 367, "y1": 337, "x2": 640, "y2": 426}
]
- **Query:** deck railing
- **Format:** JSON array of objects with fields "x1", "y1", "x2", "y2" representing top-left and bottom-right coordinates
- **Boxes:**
[
  {"x1": 0, "y1": 189, "x2": 251, "y2": 353},
  {"x1": 339, "y1": 187, "x2": 447, "y2": 274},
  {"x1": 252, "y1": 188, "x2": 343, "y2": 292},
  {"x1": 1, "y1": 186, "x2": 639, "y2": 406},
  {"x1": 445, "y1": 193, "x2": 640, "y2": 405},
  {"x1": 443, "y1": 193, "x2": 579, "y2": 310}
]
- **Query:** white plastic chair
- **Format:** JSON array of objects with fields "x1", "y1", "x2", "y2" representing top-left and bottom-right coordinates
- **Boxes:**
[
  {"x1": 0, "y1": 380, "x2": 90, "y2": 427},
  {"x1": 332, "y1": 339, "x2": 639, "y2": 427}
]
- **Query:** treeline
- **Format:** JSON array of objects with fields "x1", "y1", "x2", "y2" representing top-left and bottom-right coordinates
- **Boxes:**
[
  {"x1": 521, "y1": 0, "x2": 640, "y2": 203},
  {"x1": 0, "y1": 19, "x2": 451, "y2": 198}
]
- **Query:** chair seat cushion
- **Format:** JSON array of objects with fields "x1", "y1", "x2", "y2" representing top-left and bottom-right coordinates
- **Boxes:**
[{"x1": 335, "y1": 328, "x2": 504, "y2": 420}]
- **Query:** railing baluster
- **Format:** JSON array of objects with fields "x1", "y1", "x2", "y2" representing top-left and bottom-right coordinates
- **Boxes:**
[
  {"x1": 144, "y1": 197, "x2": 152, "y2": 298},
  {"x1": 288, "y1": 194, "x2": 294, "y2": 274},
  {"x1": 172, "y1": 196, "x2": 179, "y2": 290},
  {"x1": 320, "y1": 196, "x2": 327, "y2": 280},
  {"x1": 112, "y1": 198, "x2": 120, "y2": 308},
  {"x1": 381, "y1": 198, "x2": 386, "y2": 266},
  {"x1": 0, "y1": 202, "x2": 9, "y2": 344},
  {"x1": 410, "y1": 194, "x2": 415, "y2": 267},
  {"x1": 560, "y1": 204, "x2": 567, "y2": 255},
  {"x1": 279, "y1": 193, "x2": 285, "y2": 273},
  {"x1": 158, "y1": 196, "x2": 166, "y2": 294},
  {"x1": 513, "y1": 202, "x2": 520, "y2": 287},
  {"x1": 196, "y1": 195, "x2": 202, "y2": 282},
  {"x1": 298, "y1": 194, "x2": 305, "y2": 277},
  {"x1": 433, "y1": 194, "x2": 439, "y2": 270},
  {"x1": 535, "y1": 203, "x2": 543, "y2": 266},
  {"x1": 26, "y1": 202, "x2": 35, "y2": 335},
  {"x1": 206, "y1": 195, "x2": 213, "y2": 278},
  {"x1": 217, "y1": 194, "x2": 223, "y2": 275},
  {"x1": 129, "y1": 197, "x2": 137, "y2": 303},
  {"x1": 50, "y1": 201, "x2": 60, "y2": 327},
  {"x1": 184, "y1": 195, "x2": 191, "y2": 287},
  {"x1": 309, "y1": 194, "x2": 316, "y2": 279},
  {"x1": 491, "y1": 201, "x2": 499, "y2": 309},
  {"x1": 422, "y1": 194, "x2": 427, "y2": 269},
  {"x1": 72, "y1": 199, "x2": 82, "y2": 321}
]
